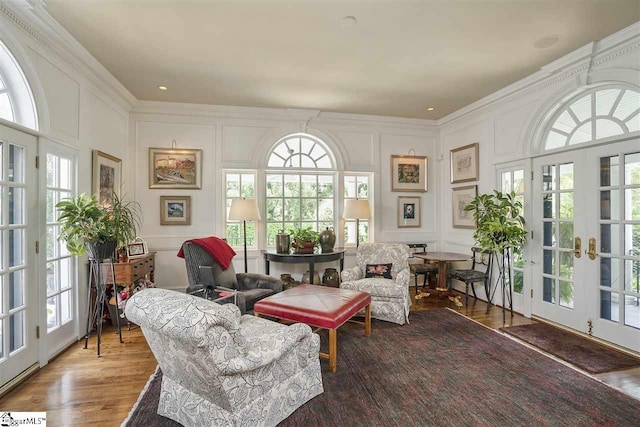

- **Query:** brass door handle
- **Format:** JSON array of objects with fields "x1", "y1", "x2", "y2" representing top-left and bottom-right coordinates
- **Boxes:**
[
  {"x1": 586, "y1": 237, "x2": 597, "y2": 260},
  {"x1": 574, "y1": 237, "x2": 582, "y2": 258}
]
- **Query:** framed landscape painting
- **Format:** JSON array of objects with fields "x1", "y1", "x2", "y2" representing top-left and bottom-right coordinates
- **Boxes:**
[
  {"x1": 149, "y1": 148, "x2": 202, "y2": 189},
  {"x1": 391, "y1": 155, "x2": 428, "y2": 192},
  {"x1": 450, "y1": 143, "x2": 479, "y2": 183},
  {"x1": 160, "y1": 196, "x2": 192, "y2": 225},
  {"x1": 92, "y1": 150, "x2": 121, "y2": 207},
  {"x1": 452, "y1": 185, "x2": 477, "y2": 228}
]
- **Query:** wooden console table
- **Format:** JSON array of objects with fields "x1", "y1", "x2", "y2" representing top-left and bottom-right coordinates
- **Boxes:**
[
  {"x1": 262, "y1": 249, "x2": 346, "y2": 283},
  {"x1": 101, "y1": 252, "x2": 156, "y2": 286}
]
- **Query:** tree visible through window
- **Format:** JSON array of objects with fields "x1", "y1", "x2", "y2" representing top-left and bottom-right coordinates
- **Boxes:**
[
  {"x1": 501, "y1": 169, "x2": 525, "y2": 294},
  {"x1": 225, "y1": 172, "x2": 256, "y2": 247},
  {"x1": 344, "y1": 174, "x2": 370, "y2": 245},
  {"x1": 266, "y1": 134, "x2": 335, "y2": 245}
]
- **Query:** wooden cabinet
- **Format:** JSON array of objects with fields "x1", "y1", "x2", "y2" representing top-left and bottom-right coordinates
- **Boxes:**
[{"x1": 101, "y1": 252, "x2": 156, "y2": 286}]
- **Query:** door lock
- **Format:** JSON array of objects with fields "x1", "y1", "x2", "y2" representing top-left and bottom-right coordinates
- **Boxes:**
[
  {"x1": 574, "y1": 237, "x2": 582, "y2": 258},
  {"x1": 586, "y1": 237, "x2": 597, "y2": 260}
]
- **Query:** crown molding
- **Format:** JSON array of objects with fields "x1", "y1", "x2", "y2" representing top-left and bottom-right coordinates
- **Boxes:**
[
  {"x1": 133, "y1": 100, "x2": 437, "y2": 131},
  {"x1": 438, "y1": 22, "x2": 640, "y2": 128},
  {"x1": 1, "y1": 0, "x2": 136, "y2": 111}
]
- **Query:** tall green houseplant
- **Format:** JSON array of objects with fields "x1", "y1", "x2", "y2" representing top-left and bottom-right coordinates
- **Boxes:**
[
  {"x1": 57, "y1": 193, "x2": 141, "y2": 260},
  {"x1": 464, "y1": 190, "x2": 526, "y2": 318}
]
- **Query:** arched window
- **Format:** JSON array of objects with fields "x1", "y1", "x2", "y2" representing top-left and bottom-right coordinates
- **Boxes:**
[
  {"x1": 265, "y1": 134, "x2": 336, "y2": 245},
  {"x1": 544, "y1": 86, "x2": 639, "y2": 150},
  {"x1": 267, "y1": 133, "x2": 334, "y2": 169},
  {"x1": 0, "y1": 39, "x2": 37, "y2": 129}
]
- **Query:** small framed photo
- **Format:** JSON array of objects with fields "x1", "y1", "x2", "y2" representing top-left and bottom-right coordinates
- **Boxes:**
[
  {"x1": 92, "y1": 150, "x2": 121, "y2": 207},
  {"x1": 450, "y1": 143, "x2": 479, "y2": 183},
  {"x1": 127, "y1": 242, "x2": 147, "y2": 258},
  {"x1": 391, "y1": 155, "x2": 428, "y2": 192},
  {"x1": 452, "y1": 185, "x2": 477, "y2": 229},
  {"x1": 398, "y1": 196, "x2": 420, "y2": 228},
  {"x1": 149, "y1": 148, "x2": 202, "y2": 189},
  {"x1": 160, "y1": 196, "x2": 191, "y2": 225}
]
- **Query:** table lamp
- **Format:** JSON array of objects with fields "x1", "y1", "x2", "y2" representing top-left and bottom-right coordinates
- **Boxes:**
[
  {"x1": 228, "y1": 198, "x2": 260, "y2": 273},
  {"x1": 344, "y1": 199, "x2": 371, "y2": 247}
]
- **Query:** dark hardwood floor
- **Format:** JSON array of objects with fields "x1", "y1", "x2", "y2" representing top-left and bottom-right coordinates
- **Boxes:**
[{"x1": 0, "y1": 287, "x2": 638, "y2": 426}]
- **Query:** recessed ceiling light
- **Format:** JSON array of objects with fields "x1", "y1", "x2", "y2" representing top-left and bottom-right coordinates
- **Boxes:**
[
  {"x1": 533, "y1": 36, "x2": 560, "y2": 49},
  {"x1": 426, "y1": 107, "x2": 435, "y2": 111},
  {"x1": 158, "y1": 85, "x2": 168, "y2": 91},
  {"x1": 340, "y1": 16, "x2": 357, "y2": 27}
]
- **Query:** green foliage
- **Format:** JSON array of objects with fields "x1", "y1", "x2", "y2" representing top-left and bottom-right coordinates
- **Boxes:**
[
  {"x1": 288, "y1": 226, "x2": 320, "y2": 243},
  {"x1": 464, "y1": 190, "x2": 527, "y2": 253},
  {"x1": 56, "y1": 193, "x2": 141, "y2": 256}
]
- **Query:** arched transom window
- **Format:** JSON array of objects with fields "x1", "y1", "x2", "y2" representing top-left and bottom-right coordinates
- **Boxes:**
[
  {"x1": 0, "y1": 39, "x2": 37, "y2": 129},
  {"x1": 544, "y1": 86, "x2": 639, "y2": 150},
  {"x1": 267, "y1": 134, "x2": 334, "y2": 169}
]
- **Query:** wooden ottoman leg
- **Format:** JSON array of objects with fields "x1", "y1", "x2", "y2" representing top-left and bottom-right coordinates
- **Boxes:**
[
  {"x1": 329, "y1": 328, "x2": 337, "y2": 372},
  {"x1": 364, "y1": 304, "x2": 371, "y2": 337}
]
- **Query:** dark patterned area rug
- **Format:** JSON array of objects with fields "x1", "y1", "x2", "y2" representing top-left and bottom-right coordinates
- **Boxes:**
[
  {"x1": 500, "y1": 322, "x2": 640, "y2": 374},
  {"x1": 124, "y1": 309, "x2": 640, "y2": 427}
]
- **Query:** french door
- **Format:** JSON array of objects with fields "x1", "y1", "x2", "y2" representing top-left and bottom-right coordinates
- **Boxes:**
[
  {"x1": 0, "y1": 123, "x2": 38, "y2": 389},
  {"x1": 532, "y1": 139, "x2": 640, "y2": 352}
]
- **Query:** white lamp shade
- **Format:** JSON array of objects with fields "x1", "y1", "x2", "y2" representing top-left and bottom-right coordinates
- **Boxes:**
[
  {"x1": 344, "y1": 199, "x2": 371, "y2": 220},
  {"x1": 228, "y1": 198, "x2": 261, "y2": 221}
]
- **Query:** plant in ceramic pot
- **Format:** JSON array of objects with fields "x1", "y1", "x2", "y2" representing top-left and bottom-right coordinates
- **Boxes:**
[
  {"x1": 288, "y1": 226, "x2": 320, "y2": 254},
  {"x1": 56, "y1": 193, "x2": 141, "y2": 260},
  {"x1": 464, "y1": 190, "x2": 526, "y2": 317}
]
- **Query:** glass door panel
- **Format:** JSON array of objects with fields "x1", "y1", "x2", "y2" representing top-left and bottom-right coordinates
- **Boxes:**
[
  {"x1": 533, "y1": 150, "x2": 587, "y2": 331},
  {"x1": 43, "y1": 149, "x2": 77, "y2": 358},
  {"x1": 0, "y1": 124, "x2": 37, "y2": 389}
]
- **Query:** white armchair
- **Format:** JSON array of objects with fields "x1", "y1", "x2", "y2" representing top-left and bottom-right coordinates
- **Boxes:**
[
  {"x1": 340, "y1": 243, "x2": 412, "y2": 325},
  {"x1": 125, "y1": 288, "x2": 323, "y2": 427}
]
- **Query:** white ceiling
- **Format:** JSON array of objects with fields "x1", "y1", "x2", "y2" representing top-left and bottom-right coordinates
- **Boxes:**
[{"x1": 44, "y1": 0, "x2": 639, "y2": 120}]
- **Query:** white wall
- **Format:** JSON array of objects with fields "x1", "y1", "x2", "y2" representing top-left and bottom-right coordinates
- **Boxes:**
[
  {"x1": 0, "y1": 3, "x2": 135, "y2": 343},
  {"x1": 131, "y1": 105, "x2": 439, "y2": 291},
  {"x1": 2, "y1": 1, "x2": 638, "y2": 319},
  {"x1": 438, "y1": 22, "x2": 640, "y2": 308}
]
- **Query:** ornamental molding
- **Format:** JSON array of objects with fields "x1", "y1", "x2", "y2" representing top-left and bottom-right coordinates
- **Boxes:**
[
  {"x1": 0, "y1": 2, "x2": 135, "y2": 110},
  {"x1": 439, "y1": 38, "x2": 639, "y2": 127},
  {"x1": 0, "y1": 4, "x2": 72, "y2": 66}
]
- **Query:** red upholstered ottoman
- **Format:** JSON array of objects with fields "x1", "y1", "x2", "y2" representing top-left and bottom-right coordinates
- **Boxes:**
[{"x1": 254, "y1": 284, "x2": 371, "y2": 372}]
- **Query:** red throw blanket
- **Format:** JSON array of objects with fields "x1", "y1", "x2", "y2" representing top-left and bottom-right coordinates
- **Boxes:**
[{"x1": 177, "y1": 237, "x2": 236, "y2": 270}]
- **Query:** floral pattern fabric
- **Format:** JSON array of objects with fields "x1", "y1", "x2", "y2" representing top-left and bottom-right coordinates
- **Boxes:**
[
  {"x1": 340, "y1": 243, "x2": 412, "y2": 325},
  {"x1": 125, "y1": 288, "x2": 323, "y2": 427}
]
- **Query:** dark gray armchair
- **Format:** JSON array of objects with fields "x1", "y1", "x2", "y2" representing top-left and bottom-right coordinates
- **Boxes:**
[{"x1": 182, "y1": 241, "x2": 282, "y2": 314}]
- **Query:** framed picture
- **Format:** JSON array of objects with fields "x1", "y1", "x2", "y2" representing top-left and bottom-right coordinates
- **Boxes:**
[
  {"x1": 92, "y1": 150, "x2": 121, "y2": 206},
  {"x1": 391, "y1": 155, "x2": 428, "y2": 192},
  {"x1": 149, "y1": 148, "x2": 202, "y2": 189},
  {"x1": 450, "y1": 143, "x2": 479, "y2": 183},
  {"x1": 160, "y1": 196, "x2": 191, "y2": 225},
  {"x1": 127, "y1": 242, "x2": 146, "y2": 258},
  {"x1": 452, "y1": 185, "x2": 477, "y2": 228},
  {"x1": 398, "y1": 196, "x2": 421, "y2": 228}
]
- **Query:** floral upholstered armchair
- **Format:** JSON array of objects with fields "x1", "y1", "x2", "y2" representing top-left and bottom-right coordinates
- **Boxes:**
[
  {"x1": 340, "y1": 243, "x2": 412, "y2": 325},
  {"x1": 125, "y1": 288, "x2": 323, "y2": 427}
]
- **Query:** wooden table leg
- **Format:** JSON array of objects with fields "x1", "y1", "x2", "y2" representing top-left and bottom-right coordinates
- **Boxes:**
[
  {"x1": 364, "y1": 304, "x2": 371, "y2": 337},
  {"x1": 329, "y1": 328, "x2": 337, "y2": 372},
  {"x1": 436, "y1": 260, "x2": 448, "y2": 291}
]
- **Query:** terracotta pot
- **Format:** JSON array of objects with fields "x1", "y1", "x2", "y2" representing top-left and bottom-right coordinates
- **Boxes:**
[{"x1": 292, "y1": 241, "x2": 315, "y2": 254}]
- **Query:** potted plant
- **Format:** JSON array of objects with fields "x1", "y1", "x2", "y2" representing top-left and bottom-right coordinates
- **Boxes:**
[
  {"x1": 288, "y1": 226, "x2": 320, "y2": 254},
  {"x1": 464, "y1": 190, "x2": 527, "y2": 318},
  {"x1": 56, "y1": 192, "x2": 141, "y2": 261}
]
